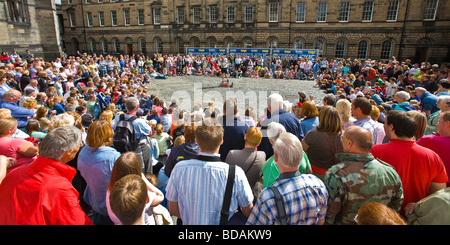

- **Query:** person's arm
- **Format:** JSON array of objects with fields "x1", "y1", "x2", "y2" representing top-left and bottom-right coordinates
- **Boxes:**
[
  {"x1": 427, "y1": 182, "x2": 446, "y2": 196},
  {"x1": 141, "y1": 173, "x2": 164, "y2": 207},
  {"x1": 168, "y1": 201, "x2": 180, "y2": 218},
  {"x1": 301, "y1": 139, "x2": 310, "y2": 152},
  {"x1": 0, "y1": 155, "x2": 14, "y2": 184},
  {"x1": 240, "y1": 203, "x2": 254, "y2": 218},
  {"x1": 19, "y1": 141, "x2": 39, "y2": 157}
]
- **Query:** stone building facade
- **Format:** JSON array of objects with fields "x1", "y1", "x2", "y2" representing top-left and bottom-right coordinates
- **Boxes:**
[
  {"x1": 59, "y1": 0, "x2": 449, "y2": 63},
  {"x1": 0, "y1": 0, "x2": 63, "y2": 60}
]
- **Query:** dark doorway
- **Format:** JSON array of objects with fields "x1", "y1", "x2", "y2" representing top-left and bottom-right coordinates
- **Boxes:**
[
  {"x1": 127, "y1": 44, "x2": 133, "y2": 56},
  {"x1": 415, "y1": 47, "x2": 428, "y2": 63}
]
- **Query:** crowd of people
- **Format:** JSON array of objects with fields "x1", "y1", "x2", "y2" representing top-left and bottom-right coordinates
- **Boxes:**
[{"x1": 0, "y1": 49, "x2": 449, "y2": 226}]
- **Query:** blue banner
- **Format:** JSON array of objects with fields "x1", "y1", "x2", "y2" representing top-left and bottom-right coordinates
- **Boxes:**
[
  {"x1": 186, "y1": 48, "x2": 228, "y2": 57},
  {"x1": 271, "y1": 49, "x2": 318, "y2": 62}
]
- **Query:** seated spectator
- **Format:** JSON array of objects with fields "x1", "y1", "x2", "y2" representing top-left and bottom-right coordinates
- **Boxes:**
[
  {"x1": 0, "y1": 90, "x2": 35, "y2": 129},
  {"x1": 0, "y1": 126, "x2": 92, "y2": 225},
  {"x1": 146, "y1": 109, "x2": 161, "y2": 124},
  {"x1": 0, "y1": 117, "x2": 38, "y2": 172}
]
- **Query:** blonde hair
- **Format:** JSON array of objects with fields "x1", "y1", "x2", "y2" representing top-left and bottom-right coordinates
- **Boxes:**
[
  {"x1": 0, "y1": 117, "x2": 17, "y2": 134},
  {"x1": 369, "y1": 105, "x2": 380, "y2": 121},
  {"x1": 0, "y1": 108, "x2": 12, "y2": 119},
  {"x1": 22, "y1": 98, "x2": 37, "y2": 109},
  {"x1": 99, "y1": 110, "x2": 114, "y2": 123},
  {"x1": 245, "y1": 127, "x2": 262, "y2": 148},
  {"x1": 336, "y1": 99, "x2": 352, "y2": 123},
  {"x1": 173, "y1": 135, "x2": 185, "y2": 146}
]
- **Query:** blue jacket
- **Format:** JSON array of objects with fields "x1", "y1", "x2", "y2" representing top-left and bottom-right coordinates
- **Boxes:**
[
  {"x1": 258, "y1": 109, "x2": 304, "y2": 159},
  {"x1": 0, "y1": 101, "x2": 35, "y2": 128},
  {"x1": 420, "y1": 91, "x2": 439, "y2": 114},
  {"x1": 219, "y1": 116, "x2": 250, "y2": 161}
]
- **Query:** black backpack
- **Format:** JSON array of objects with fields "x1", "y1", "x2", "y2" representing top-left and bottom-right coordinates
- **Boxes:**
[{"x1": 113, "y1": 114, "x2": 139, "y2": 153}]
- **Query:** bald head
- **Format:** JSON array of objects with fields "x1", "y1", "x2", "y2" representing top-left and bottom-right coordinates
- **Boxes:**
[{"x1": 343, "y1": 126, "x2": 373, "y2": 153}]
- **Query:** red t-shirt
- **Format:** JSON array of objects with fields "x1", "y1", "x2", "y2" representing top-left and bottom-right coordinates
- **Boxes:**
[
  {"x1": 370, "y1": 139, "x2": 448, "y2": 210},
  {"x1": 417, "y1": 135, "x2": 450, "y2": 187}
]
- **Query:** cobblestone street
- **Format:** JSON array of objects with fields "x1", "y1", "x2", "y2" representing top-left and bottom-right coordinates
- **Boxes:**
[{"x1": 147, "y1": 76, "x2": 324, "y2": 117}]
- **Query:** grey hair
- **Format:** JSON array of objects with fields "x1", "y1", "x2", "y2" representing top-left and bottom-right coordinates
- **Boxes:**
[
  {"x1": 39, "y1": 126, "x2": 82, "y2": 161},
  {"x1": 52, "y1": 113, "x2": 75, "y2": 129},
  {"x1": 2, "y1": 90, "x2": 20, "y2": 101},
  {"x1": 437, "y1": 95, "x2": 450, "y2": 107},
  {"x1": 267, "y1": 93, "x2": 284, "y2": 111},
  {"x1": 273, "y1": 132, "x2": 303, "y2": 168},
  {"x1": 395, "y1": 91, "x2": 410, "y2": 101},
  {"x1": 267, "y1": 122, "x2": 286, "y2": 142},
  {"x1": 125, "y1": 97, "x2": 139, "y2": 112}
]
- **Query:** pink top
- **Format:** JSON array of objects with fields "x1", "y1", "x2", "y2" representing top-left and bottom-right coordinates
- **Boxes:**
[{"x1": 0, "y1": 137, "x2": 37, "y2": 172}]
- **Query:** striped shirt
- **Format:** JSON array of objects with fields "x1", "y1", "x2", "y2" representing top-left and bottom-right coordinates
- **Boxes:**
[
  {"x1": 354, "y1": 117, "x2": 385, "y2": 145},
  {"x1": 165, "y1": 153, "x2": 253, "y2": 225},
  {"x1": 246, "y1": 173, "x2": 328, "y2": 225}
]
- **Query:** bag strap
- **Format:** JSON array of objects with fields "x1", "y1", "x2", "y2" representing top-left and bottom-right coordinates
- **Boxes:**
[
  {"x1": 220, "y1": 164, "x2": 235, "y2": 225},
  {"x1": 269, "y1": 186, "x2": 288, "y2": 225},
  {"x1": 245, "y1": 151, "x2": 258, "y2": 174}
]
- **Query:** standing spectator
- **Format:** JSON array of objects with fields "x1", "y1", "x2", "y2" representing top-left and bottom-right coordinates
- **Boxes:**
[
  {"x1": 370, "y1": 110, "x2": 448, "y2": 214},
  {"x1": 417, "y1": 111, "x2": 450, "y2": 186},
  {"x1": 259, "y1": 93, "x2": 304, "y2": 160},
  {"x1": 153, "y1": 123, "x2": 172, "y2": 165},
  {"x1": 246, "y1": 132, "x2": 328, "y2": 225},
  {"x1": 109, "y1": 174, "x2": 148, "y2": 225},
  {"x1": 356, "y1": 202, "x2": 407, "y2": 225},
  {"x1": 262, "y1": 122, "x2": 312, "y2": 188},
  {"x1": 106, "y1": 152, "x2": 164, "y2": 225},
  {"x1": 351, "y1": 97, "x2": 385, "y2": 145},
  {"x1": 77, "y1": 120, "x2": 121, "y2": 225},
  {"x1": 324, "y1": 126, "x2": 403, "y2": 225},
  {"x1": 302, "y1": 106, "x2": 344, "y2": 181},
  {"x1": 336, "y1": 98, "x2": 356, "y2": 130},
  {"x1": 299, "y1": 101, "x2": 319, "y2": 135},
  {"x1": 219, "y1": 98, "x2": 250, "y2": 161},
  {"x1": 225, "y1": 127, "x2": 266, "y2": 203},
  {"x1": 0, "y1": 126, "x2": 92, "y2": 225},
  {"x1": 166, "y1": 118, "x2": 254, "y2": 225},
  {"x1": 164, "y1": 122, "x2": 199, "y2": 178}
]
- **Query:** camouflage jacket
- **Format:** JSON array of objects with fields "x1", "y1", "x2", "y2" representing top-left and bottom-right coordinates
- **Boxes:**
[{"x1": 324, "y1": 153, "x2": 403, "y2": 225}]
